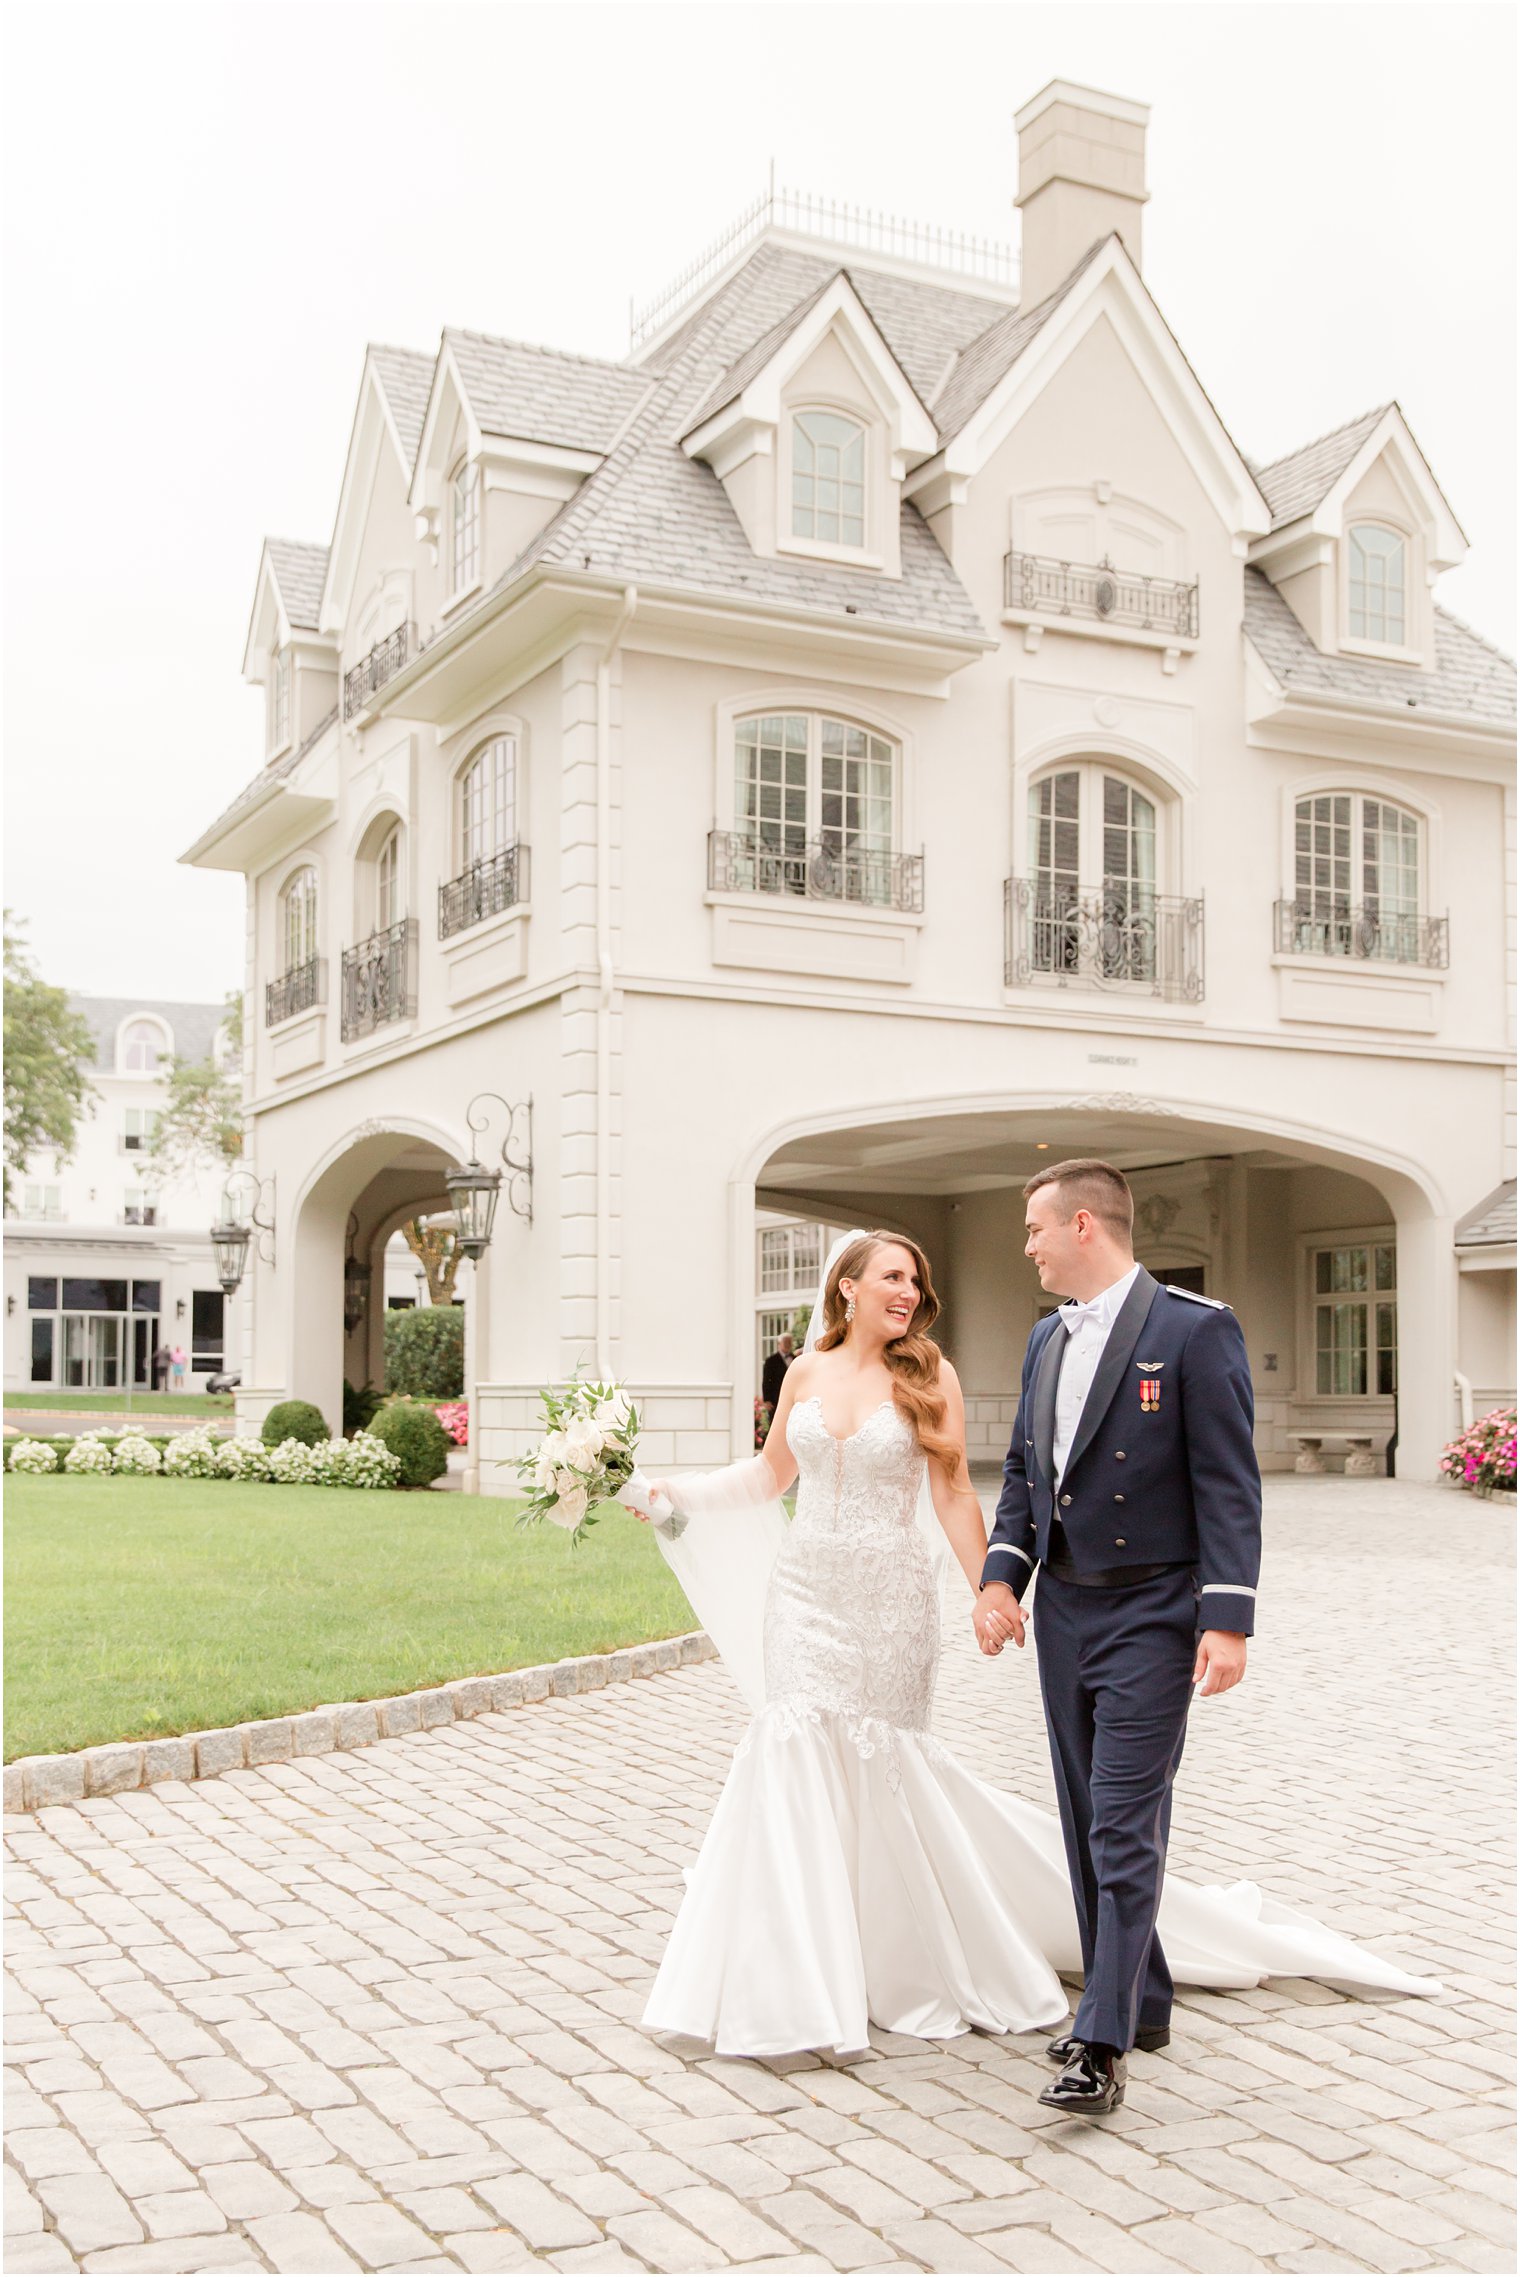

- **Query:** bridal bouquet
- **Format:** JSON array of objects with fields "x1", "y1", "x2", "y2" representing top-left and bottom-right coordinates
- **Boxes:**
[{"x1": 516, "y1": 1378, "x2": 683, "y2": 1547}]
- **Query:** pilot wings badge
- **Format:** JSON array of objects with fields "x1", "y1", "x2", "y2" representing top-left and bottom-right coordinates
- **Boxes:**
[{"x1": 1137, "y1": 1360, "x2": 1163, "y2": 1413}]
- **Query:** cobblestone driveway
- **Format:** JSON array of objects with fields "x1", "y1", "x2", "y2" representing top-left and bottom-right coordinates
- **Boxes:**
[{"x1": 5, "y1": 1481, "x2": 1514, "y2": 2275}]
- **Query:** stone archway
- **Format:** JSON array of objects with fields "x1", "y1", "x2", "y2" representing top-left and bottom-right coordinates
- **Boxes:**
[
  {"x1": 286, "y1": 1119, "x2": 468, "y2": 1433},
  {"x1": 736, "y1": 1092, "x2": 1453, "y2": 1477}
]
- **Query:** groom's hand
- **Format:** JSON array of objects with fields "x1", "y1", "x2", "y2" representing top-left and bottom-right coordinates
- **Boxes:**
[
  {"x1": 974, "y1": 1583, "x2": 1025, "y2": 1654},
  {"x1": 1193, "y1": 1629, "x2": 1247, "y2": 1697}
]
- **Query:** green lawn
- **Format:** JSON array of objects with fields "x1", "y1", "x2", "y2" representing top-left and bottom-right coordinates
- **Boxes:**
[
  {"x1": 4, "y1": 1476, "x2": 694, "y2": 1759},
  {"x1": 5, "y1": 1392, "x2": 234, "y2": 1416}
]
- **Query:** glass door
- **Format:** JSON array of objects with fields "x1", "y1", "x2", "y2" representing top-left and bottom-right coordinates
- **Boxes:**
[
  {"x1": 89, "y1": 1316, "x2": 123, "y2": 1389},
  {"x1": 62, "y1": 1315, "x2": 88, "y2": 1386}
]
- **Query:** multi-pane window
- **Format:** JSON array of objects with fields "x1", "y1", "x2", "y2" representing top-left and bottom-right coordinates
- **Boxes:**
[
  {"x1": 759, "y1": 1223, "x2": 823, "y2": 1294},
  {"x1": 270, "y1": 648, "x2": 291, "y2": 749},
  {"x1": 123, "y1": 1194, "x2": 158, "y2": 1226},
  {"x1": 1313, "y1": 1240, "x2": 1397, "y2": 1395},
  {"x1": 733, "y1": 713, "x2": 896, "y2": 899},
  {"x1": 1292, "y1": 793, "x2": 1422, "y2": 959},
  {"x1": 123, "y1": 1109, "x2": 159, "y2": 1153},
  {"x1": 376, "y1": 826, "x2": 402, "y2": 932},
  {"x1": 22, "y1": 1183, "x2": 63, "y2": 1220},
  {"x1": 26, "y1": 1276, "x2": 163, "y2": 1389},
  {"x1": 1348, "y1": 524, "x2": 1405, "y2": 644},
  {"x1": 281, "y1": 867, "x2": 319, "y2": 972},
  {"x1": 1028, "y1": 768, "x2": 1158, "y2": 980},
  {"x1": 792, "y1": 412, "x2": 865, "y2": 548},
  {"x1": 459, "y1": 737, "x2": 517, "y2": 867},
  {"x1": 756, "y1": 1307, "x2": 800, "y2": 1387},
  {"x1": 121, "y1": 1020, "x2": 166, "y2": 1072},
  {"x1": 451, "y1": 460, "x2": 480, "y2": 592}
]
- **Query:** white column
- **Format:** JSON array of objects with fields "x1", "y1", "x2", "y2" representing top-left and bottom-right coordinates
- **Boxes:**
[{"x1": 1393, "y1": 1202, "x2": 1458, "y2": 1481}]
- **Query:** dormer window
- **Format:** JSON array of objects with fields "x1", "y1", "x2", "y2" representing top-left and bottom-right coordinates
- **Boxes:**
[
  {"x1": 269, "y1": 648, "x2": 290, "y2": 752},
  {"x1": 1347, "y1": 523, "x2": 1405, "y2": 645},
  {"x1": 792, "y1": 412, "x2": 865, "y2": 549},
  {"x1": 120, "y1": 1020, "x2": 168, "y2": 1073},
  {"x1": 450, "y1": 460, "x2": 480, "y2": 594}
]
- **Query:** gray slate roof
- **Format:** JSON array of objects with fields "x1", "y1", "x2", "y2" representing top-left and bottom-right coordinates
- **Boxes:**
[
  {"x1": 488, "y1": 240, "x2": 1003, "y2": 643},
  {"x1": 444, "y1": 329, "x2": 651, "y2": 454},
  {"x1": 370, "y1": 345, "x2": 434, "y2": 468},
  {"x1": 73, "y1": 997, "x2": 228, "y2": 1070},
  {"x1": 1243, "y1": 567, "x2": 1515, "y2": 729},
  {"x1": 1456, "y1": 1180, "x2": 1517, "y2": 1248},
  {"x1": 266, "y1": 539, "x2": 329, "y2": 631},
  {"x1": 1254, "y1": 406, "x2": 1390, "y2": 528},
  {"x1": 930, "y1": 239, "x2": 1107, "y2": 441}
]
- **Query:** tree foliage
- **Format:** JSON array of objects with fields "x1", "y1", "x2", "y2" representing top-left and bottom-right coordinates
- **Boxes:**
[
  {"x1": 147, "y1": 991, "x2": 244, "y2": 1181},
  {"x1": 384, "y1": 1304, "x2": 465, "y2": 1399},
  {"x1": 3, "y1": 915, "x2": 94, "y2": 1203},
  {"x1": 403, "y1": 1215, "x2": 461, "y2": 1304}
]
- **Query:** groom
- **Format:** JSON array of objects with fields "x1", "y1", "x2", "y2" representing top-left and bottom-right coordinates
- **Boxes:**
[{"x1": 975, "y1": 1158, "x2": 1261, "y2": 2115}]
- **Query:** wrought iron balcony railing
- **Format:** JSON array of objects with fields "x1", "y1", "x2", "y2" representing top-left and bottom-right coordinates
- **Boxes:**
[
  {"x1": 265, "y1": 955, "x2": 325, "y2": 1028},
  {"x1": 1004, "y1": 878, "x2": 1205, "y2": 1003},
  {"x1": 1273, "y1": 899, "x2": 1449, "y2": 969},
  {"x1": 1003, "y1": 551, "x2": 1199, "y2": 640},
  {"x1": 342, "y1": 624, "x2": 413, "y2": 720},
  {"x1": 340, "y1": 918, "x2": 418, "y2": 1042},
  {"x1": 708, "y1": 829, "x2": 924, "y2": 913},
  {"x1": 438, "y1": 844, "x2": 531, "y2": 939}
]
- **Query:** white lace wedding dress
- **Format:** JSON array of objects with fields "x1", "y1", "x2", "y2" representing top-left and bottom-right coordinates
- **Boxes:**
[{"x1": 642, "y1": 1394, "x2": 1437, "y2": 2059}]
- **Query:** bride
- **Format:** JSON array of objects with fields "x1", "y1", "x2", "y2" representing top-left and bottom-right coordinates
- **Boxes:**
[{"x1": 638, "y1": 1229, "x2": 1435, "y2": 2061}]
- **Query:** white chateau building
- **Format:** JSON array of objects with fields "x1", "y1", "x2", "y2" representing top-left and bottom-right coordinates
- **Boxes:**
[
  {"x1": 4, "y1": 1000, "x2": 234, "y2": 1391},
  {"x1": 185, "y1": 81, "x2": 1516, "y2": 1488}
]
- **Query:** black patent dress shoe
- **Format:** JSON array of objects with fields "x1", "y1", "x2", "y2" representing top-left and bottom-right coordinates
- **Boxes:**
[
  {"x1": 1038, "y1": 2042, "x2": 1127, "y2": 2115},
  {"x1": 1046, "y1": 2025, "x2": 1169, "y2": 2064}
]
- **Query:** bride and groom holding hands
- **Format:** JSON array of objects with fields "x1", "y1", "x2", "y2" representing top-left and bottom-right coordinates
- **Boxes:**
[{"x1": 637, "y1": 1157, "x2": 1433, "y2": 2113}]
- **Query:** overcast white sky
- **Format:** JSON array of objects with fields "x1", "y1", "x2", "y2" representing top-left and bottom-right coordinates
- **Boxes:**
[{"x1": 3, "y1": 0, "x2": 1514, "y2": 1001}]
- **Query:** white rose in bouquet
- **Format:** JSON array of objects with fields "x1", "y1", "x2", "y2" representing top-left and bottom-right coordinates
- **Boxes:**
[
  {"x1": 562, "y1": 1414, "x2": 605, "y2": 1468},
  {"x1": 595, "y1": 1389, "x2": 632, "y2": 1434},
  {"x1": 549, "y1": 1484, "x2": 588, "y2": 1531}
]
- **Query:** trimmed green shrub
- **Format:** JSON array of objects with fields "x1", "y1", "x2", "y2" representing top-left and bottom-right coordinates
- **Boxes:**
[
  {"x1": 384, "y1": 1305, "x2": 464, "y2": 1400},
  {"x1": 367, "y1": 1398, "x2": 451, "y2": 1487},
  {"x1": 343, "y1": 1377, "x2": 381, "y2": 1436},
  {"x1": 260, "y1": 1400, "x2": 329, "y2": 1449}
]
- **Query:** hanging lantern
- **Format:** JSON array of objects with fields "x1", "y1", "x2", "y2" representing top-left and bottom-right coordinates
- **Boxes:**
[
  {"x1": 445, "y1": 1161, "x2": 503, "y2": 1261},
  {"x1": 210, "y1": 1217, "x2": 253, "y2": 1296},
  {"x1": 342, "y1": 1253, "x2": 371, "y2": 1333}
]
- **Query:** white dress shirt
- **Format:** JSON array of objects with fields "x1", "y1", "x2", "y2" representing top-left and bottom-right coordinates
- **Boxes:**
[{"x1": 1052, "y1": 1262, "x2": 1142, "y2": 1487}]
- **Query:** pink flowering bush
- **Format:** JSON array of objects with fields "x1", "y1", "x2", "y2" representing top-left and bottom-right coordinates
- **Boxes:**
[
  {"x1": 434, "y1": 1401, "x2": 469, "y2": 1446},
  {"x1": 1439, "y1": 1408, "x2": 1516, "y2": 1498}
]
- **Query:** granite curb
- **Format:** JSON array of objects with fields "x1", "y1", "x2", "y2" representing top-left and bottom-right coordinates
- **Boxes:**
[{"x1": 4, "y1": 1629, "x2": 717, "y2": 1813}]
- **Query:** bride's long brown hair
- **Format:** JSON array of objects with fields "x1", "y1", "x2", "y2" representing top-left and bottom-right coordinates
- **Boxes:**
[{"x1": 815, "y1": 1232, "x2": 963, "y2": 1486}]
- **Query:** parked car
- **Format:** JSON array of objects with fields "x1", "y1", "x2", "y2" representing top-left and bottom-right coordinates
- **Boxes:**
[{"x1": 205, "y1": 1370, "x2": 241, "y2": 1395}]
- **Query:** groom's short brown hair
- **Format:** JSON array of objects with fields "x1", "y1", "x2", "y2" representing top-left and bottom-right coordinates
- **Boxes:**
[{"x1": 1024, "y1": 1157, "x2": 1134, "y2": 1243}]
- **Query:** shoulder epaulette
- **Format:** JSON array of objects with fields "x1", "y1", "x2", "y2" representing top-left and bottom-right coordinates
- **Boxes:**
[{"x1": 1166, "y1": 1285, "x2": 1231, "y2": 1309}]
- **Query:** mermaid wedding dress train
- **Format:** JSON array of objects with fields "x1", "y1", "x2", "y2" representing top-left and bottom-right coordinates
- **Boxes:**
[{"x1": 641, "y1": 1395, "x2": 1437, "y2": 2059}]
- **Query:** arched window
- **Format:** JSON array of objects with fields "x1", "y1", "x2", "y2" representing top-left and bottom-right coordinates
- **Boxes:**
[
  {"x1": 1289, "y1": 792, "x2": 1425, "y2": 961},
  {"x1": 459, "y1": 737, "x2": 517, "y2": 869},
  {"x1": 376, "y1": 825, "x2": 402, "y2": 933},
  {"x1": 120, "y1": 1019, "x2": 168, "y2": 1073},
  {"x1": 450, "y1": 461, "x2": 480, "y2": 593},
  {"x1": 269, "y1": 647, "x2": 290, "y2": 749},
  {"x1": 792, "y1": 412, "x2": 865, "y2": 548},
  {"x1": 1006, "y1": 764, "x2": 1204, "y2": 998},
  {"x1": 281, "y1": 866, "x2": 319, "y2": 973},
  {"x1": 727, "y1": 712, "x2": 909, "y2": 908},
  {"x1": 1348, "y1": 524, "x2": 1405, "y2": 645}
]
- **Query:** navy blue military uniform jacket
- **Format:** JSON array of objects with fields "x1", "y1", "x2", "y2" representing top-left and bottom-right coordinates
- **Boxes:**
[{"x1": 981, "y1": 1269, "x2": 1262, "y2": 1636}]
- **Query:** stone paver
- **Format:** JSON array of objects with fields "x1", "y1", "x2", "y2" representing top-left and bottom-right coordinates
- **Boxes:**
[{"x1": 4, "y1": 1480, "x2": 1513, "y2": 2273}]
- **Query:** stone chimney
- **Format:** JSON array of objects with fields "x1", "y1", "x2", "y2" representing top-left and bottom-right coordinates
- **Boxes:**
[{"x1": 1015, "y1": 80, "x2": 1149, "y2": 305}]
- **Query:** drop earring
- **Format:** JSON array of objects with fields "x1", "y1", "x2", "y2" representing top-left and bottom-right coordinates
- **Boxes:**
[{"x1": 845, "y1": 1297, "x2": 856, "y2": 1324}]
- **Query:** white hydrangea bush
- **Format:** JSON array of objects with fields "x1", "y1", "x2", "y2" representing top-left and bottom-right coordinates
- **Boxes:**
[
  {"x1": 266, "y1": 1437, "x2": 319, "y2": 1484},
  {"x1": 162, "y1": 1429, "x2": 220, "y2": 1478},
  {"x1": 339, "y1": 1432, "x2": 403, "y2": 1489},
  {"x1": 303, "y1": 1440, "x2": 348, "y2": 1488},
  {"x1": 112, "y1": 1434, "x2": 164, "y2": 1476},
  {"x1": 216, "y1": 1437, "x2": 272, "y2": 1481},
  {"x1": 8, "y1": 1438, "x2": 58, "y2": 1474},
  {"x1": 63, "y1": 1435, "x2": 117, "y2": 1475}
]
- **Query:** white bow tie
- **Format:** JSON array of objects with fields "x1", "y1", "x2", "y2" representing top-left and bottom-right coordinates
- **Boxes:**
[{"x1": 1060, "y1": 1298, "x2": 1107, "y2": 1334}]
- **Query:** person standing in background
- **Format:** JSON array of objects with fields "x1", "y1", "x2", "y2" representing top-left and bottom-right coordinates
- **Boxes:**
[
  {"x1": 152, "y1": 1342, "x2": 172, "y2": 1393},
  {"x1": 761, "y1": 1332, "x2": 794, "y2": 1414},
  {"x1": 170, "y1": 1344, "x2": 188, "y2": 1392}
]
